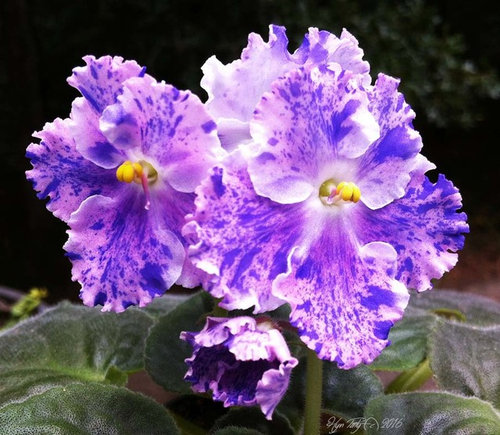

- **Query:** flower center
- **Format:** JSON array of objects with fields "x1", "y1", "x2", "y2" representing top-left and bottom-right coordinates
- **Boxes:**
[
  {"x1": 319, "y1": 178, "x2": 361, "y2": 206},
  {"x1": 116, "y1": 160, "x2": 158, "y2": 210}
]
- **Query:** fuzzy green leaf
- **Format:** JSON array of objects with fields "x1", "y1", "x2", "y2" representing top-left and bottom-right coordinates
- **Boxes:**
[
  {"x1": 145, "y1": 291, "x2": 213, "y2": 393},
  {"x1": 0, "y1": 383, "x2": 178, "y2": 434},
  {"x1": 430, "y1": 321, "x2": 500, "y2": 407},
  {"x1": 211, "y1": 408, "x2": 293, "y2": 435},
  {"x1": 365, "y1": 392, "x2": 500, "y2": 434},
  {"x1": 0, "y1": 302, "x2": 154, "y2": 407}
]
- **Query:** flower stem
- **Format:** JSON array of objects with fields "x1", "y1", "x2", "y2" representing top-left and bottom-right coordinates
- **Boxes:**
[
  {"x1": 304, "y1": 348, "x2": 323, "y2": 435},
  {"x1": 385, "y1": 358, "x2": 433, "y2": 394}
]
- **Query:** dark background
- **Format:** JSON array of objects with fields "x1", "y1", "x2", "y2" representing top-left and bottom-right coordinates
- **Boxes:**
[{"x1": 1, "y1": 0, "x2": 499, "y2": 304}]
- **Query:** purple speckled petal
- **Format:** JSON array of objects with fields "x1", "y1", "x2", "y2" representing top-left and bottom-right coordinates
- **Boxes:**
[
  {"x1": 274, "y1": 227, "x2": 409, "y2": 368},
  {"x1": 301, "y1": 28, "x2": 370, "y2": 85},
  {"x1": 26, "y1": 118, "x2": 117, "y2": 222},
  {"x1": 67, "y1": 55, "x2": 145, "y2": 114},
  {"x1": 202, "y1": 26, "x2": 373, "y2": 151},
  {"x1": 64, "y1": 189, "x2": 185, "y2": 312},
  {"x1": 247, "y1": 64, "x2": 379, "y2": 204},
  {"x1": 255, "y1": 358, "x2": 296, "y2": 419},
  {"x1": 184, "y1": 153, "x2": 305, "y2": 312},
  {"x1": 181, "y1": 316, "x2": 298, "y2": 419},
  {"x1": 201, "y1": 25, "x2": 295, "y2": 124},
  {"x1": 100, "y1": 75, "x2": 223, "y2": 192},
  {"x1": 353, "y1": 170, "x2": 469, "y2": 292},
  {"x1": 355, "y1": 74, "x2": 424, "y2": 209},
  {"x1": 70, "y1": 97, "x2": 126, "y2": 169}
]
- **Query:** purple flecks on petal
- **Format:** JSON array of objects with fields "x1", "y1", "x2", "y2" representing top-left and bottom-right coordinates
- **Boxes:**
[
  {"x1": 355, "y1": 74, "x2": 424, "y2": 209},
  {"x1": 26, "y1": 118, "x2": 118, "y2": 222},
  {"x1": 202, "y1": 26, "x2": 372, "y2": 151},
  {"x1": 247, "y1": 64, "x2": 379, "y2": 204},
  {"x1": 181, "y1": 316, "x2": 298, "y2": 419},
  {"x1": 67, "y1": 55, "x2": 145, "y2": 113},
  {"x1": 65, "y1": 190, "x2": 185, "y2": 312},
  {"x1": 201, "y1": 25, "x2": 295, "y2": 124},
  {"x1": 184, "y1": 153, "x2": 305, "y2": 313},
  {"x1": 353, "y1": 170, "x2": 469, "y2": 292},
  {"x1": 300, "y1": 28, "x2": 371, "y2": 85},
  {"x1": 100, "y1": 75, "x2": 223, "y2": 192},
  {"x1": 70, "y1": 97, "x2": 126, "y2": 169},
  {"x1": 274, "y1": 224, "x2": 409, "y2": 368}
]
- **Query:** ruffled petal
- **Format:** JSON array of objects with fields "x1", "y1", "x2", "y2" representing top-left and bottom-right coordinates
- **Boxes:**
[
  {"x1": 25, "y1": 118, "x2": 117, "y2": 222},
  {"x1": 247, "y1": 64, "x2": 379, "y2": 204},
  {"x1": 301, "y1": 28, "x2": 370, "y2": 85},
  {"x1": 356, "y1": 74, "x2": 424, "y2": 209},
  {"x1": 156, "y1": 188, "x2": 207, "y2": 288},
  {"x1": 181, "y1": 316, "x2": 297, "y2": 419},
  {"x1": 201, "y1": 26, "x2": 373, "y2": 151},
  {"x1": 100, "y1": 75, "x2": 223, "y2": 192},
  {"x1": 184, "y1": 153, "x2": 304, "y2": 312},
  {"x1": 67, "y1": 55, "x2": 145, "y2": 114},
  {"x1": 70, "y1": 97, "x2": 126, "y2": 168},
  {"x1": 201, "y1": 25, "x2": 294, "y2": 124},
  {"x1": 274, "y1": 226, "x2": 409, "y2": 368},
  {"x1": 64, "y1": 190, "x2": 185, "y2": 312},
  {"x1": 353, "y1": 171, "x2": 469, "y2": 292}
]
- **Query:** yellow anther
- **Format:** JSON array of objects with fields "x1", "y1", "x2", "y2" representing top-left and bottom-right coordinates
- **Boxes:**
[
  {"x1": 352, "y1": 185, "x2": 361, "y2": 203},
  {"x1": 336, "y1": 181, "x2": 347, "y2": 192},
  {"x1": 340, "y1": 183, "x2": 354, "y2": 201},
  {"x1": 319, "y1": 179, "x2": 361, "y2": 205},
  {"x1": 132, "y1": 162, "x2": 143, "y2": 178},
  {"x1": 116, "y1": 161, "x2": 144, "y2": 184},
  {"x1": 122, "y1": 165, "x2": 135, "y2": 183}
]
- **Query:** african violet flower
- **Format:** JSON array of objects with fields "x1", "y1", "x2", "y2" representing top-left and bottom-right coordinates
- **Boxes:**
[
  {"x1": 184, "y1": 27, "x2": 469, "y2": 368},
  {"x1": 181, "y1": 316, "x2": 298, "y2": 419},
  {"x1": 26, "y1": 55, "x2": 223, "y2": 311},
  {"x1": 202, "y1": 24, "x2": 370, "y2": 151}
]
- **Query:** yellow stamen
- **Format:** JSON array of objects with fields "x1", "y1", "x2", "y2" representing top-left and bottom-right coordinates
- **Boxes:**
[
  {"x1": 340, "y1": 183, "x2": 354, "y2": 201},
  {"x1": 319, "y1": 179, "x2": 361, "y2": 205},
  {"x1": 352, "y1": 185, "x2": 361, "y2": 203},
  {"x1": 116, "y1": 161, "x2": 145, "y2": 184}
]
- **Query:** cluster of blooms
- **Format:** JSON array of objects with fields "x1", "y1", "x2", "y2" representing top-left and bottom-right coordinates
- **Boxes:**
[{"x1": 27, "y1": 25, "x2": 468, "y2": 418}]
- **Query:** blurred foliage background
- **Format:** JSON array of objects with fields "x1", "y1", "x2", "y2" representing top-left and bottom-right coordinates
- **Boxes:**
[{"x1": 1, "y1": 0, "x2": 499, "y2": 303}]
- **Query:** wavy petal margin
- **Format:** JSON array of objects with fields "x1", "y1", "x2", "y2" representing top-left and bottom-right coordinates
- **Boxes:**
[
  {"x1": 26, "y1": 118, "x2": 117, "y2": 222},
  {"x1": 181, "y1": 316, "x2": 298, "y2": 419},
  {"x1": 353, "y1": 170, "x2": 469, "y2": 291},
  {"x1": 184, "y1": 153, "x2": 305, "y2": 312},
  {"x1": 65, "y1": 190, "x2": 184, "y2": 312},
  {"x1": 274, "y1": 230, "x2": 409, "y2": 368}
]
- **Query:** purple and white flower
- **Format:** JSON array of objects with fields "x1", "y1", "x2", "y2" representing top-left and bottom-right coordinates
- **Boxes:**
[
  {"x1": 181, "y1": 316, "x2": 298, "y2": 419},
  {"x1": 26, "y1": 55, "x2": 223, "y2": 311},
  {"x1": 185, "y1": 28, "x2": 469, "y2": 368},
  {"x1": 201, "y1": 25, "x2": 370, "y2": 151}
]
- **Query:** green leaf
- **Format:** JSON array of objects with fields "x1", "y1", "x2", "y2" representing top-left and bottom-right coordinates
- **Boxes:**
[
  {"x1": 409, "y1": 290, "x2": 500, "y2": 326},
  {"x1": 364, "y1": 392, "x2": 500, "y2": 435},
  {"x1": 211, "y1": 408, "x2": 293, "y2": 435},
  {"x1": 370, "y1": 310, "x2": 437, "y2": 371},
  {"x1": 278, "y1": 358, "x2": 383, "y2": 430},
  {"x1": 0, "y1": 383, "x2": 179, "y2": 434},
  {"x1": 323, "y1": 363, "x2": 384, "y2": 420},
  {"x1": 0, "y1": 302, "x2": 154, "y2": 407},
  {"x1": 371, "y1": 290, "x2": 500, "y2": 371},
  {"x1": 430, "y1": 321, "x2": 500, "y2": 407},
  {"x1": 142, "y1": 292, "x2": 192, "y2": 320},
  {"x1": 145, "y1": 291, "x2": 213, "y2": 393}
]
